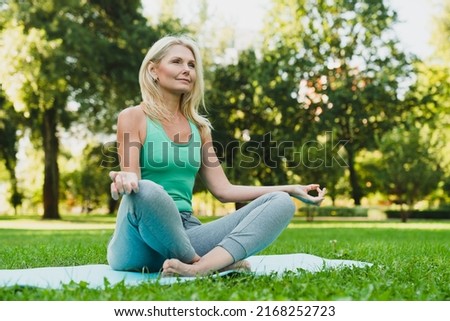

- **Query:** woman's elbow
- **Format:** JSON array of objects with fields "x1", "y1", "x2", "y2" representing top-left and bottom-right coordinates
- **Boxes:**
[
  {"x1": 212, "y1": 191, "x2": 229, "y2": 203},
  {"x1": 209, "y1": 186, "x2": 233, "y2": 203}
]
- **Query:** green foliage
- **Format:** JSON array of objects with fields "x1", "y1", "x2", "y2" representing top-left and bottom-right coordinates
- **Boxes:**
[
  {"x1": 260, "y1": 0, "x2": 414, "y2": 205},
  {"x1": 0, "y1": 0, "x2": 447, "y2": 217},
  {"x1": 297, "y1": 206, "x2": 368, "y2": 218},
  {"x1": 377, "y1": 123, "x2": 443, "y2": 208},
  {"x1": 406, "y1": 63, "x2": 450, "y2": 207},
  {"x1": 206, "y1": 0, "x2": 414, "y2": 206},
  {"x1": 0, "y1": 88, "x2": 23, "y2": 213},
  {"x1": 0, "y1": 0, "x2": 189, "y2": 218},
  {"x1": 386, "y1": 210, "x2": 450, "y2": 220},
  {"x1": 430, "y1": 0, "x2": 450, "y2": 65},
  {"x1": 207, "y1": 49, "x2": 291, "y2": 186},
  {"x1": 292, "y1": 130, "x2": 349, "y2": 203},
  {"x1": 61, "y1": 142, "x2": 118, "y2": 213},
  {"x1": 354, "y1": 149, "x2": 383, "y2": 197}
]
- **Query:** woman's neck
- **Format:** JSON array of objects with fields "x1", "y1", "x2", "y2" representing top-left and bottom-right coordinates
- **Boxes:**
[{"x1": 161, "y1": 91, "x2": 182, "y2": 116}]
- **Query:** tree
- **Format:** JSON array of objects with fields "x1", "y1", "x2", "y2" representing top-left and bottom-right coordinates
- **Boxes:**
[
  {"x1": 392, "y1": 0, "x2": 450, "y2": 208},
  {"x1": 430, "y1": 0, "x2": 450, "y2": 66},
  {"x1": 296, "y1": 130, "x2": 349, "y2": 205},
  {"x1": 61, "y1": 142, "x2": 118, "y2": 214},
  {"x1": 427, "y1": 0, "x2": 450, "y2": 206},
  {"x1": 259, "y1": 0, "x2": 413, "y2": 205},
  {"x1": 0, "y1": 0, "x2": 172, "y2": 219},
  {"x1": 207, "y1": 49, "x2": 293, "y2": 187},
  {"x1": 377, "y1": 122, "x2": 443, "y2": 222},
  {"x1": 0, "y1": 89, "x2": 23, "y2": 214}
]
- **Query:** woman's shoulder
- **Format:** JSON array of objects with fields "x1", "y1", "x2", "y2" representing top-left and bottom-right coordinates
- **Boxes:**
[
  {"x1": 117, "y1": 105, "x2": 147, "y2": 139},
  {"x1": 119, "y1": 105, "x2": 146, "y2": 119},
  {"x1": 118, "y1": 105, "x2": 146, "y2": 125}
]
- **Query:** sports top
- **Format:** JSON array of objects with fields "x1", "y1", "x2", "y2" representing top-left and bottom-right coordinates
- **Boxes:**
[{"x1": 139, "y1": 117, "x2": 202, "y2": 212}]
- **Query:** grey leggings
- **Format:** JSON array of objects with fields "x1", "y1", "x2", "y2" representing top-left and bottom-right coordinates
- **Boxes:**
[{"x1": 107, "y1": 180, "x2": 295, "y2": 272}]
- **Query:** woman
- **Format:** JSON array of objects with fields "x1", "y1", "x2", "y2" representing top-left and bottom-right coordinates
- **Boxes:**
[{"x1": 107, "y1": 35, "x2": 326, "y2": 277}]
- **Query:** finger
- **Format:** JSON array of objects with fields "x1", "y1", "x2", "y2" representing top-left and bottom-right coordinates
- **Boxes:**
[
  {"x1": 111, "y1": 182, "x2": 119, "y2": 201},
  {"x1": 114, "y1": 174, "x2": 125, "y2": 195},
  {"x1": 124, "y1": 173, "x2": 138, "y2": 195},
  {"x1": 109, "y1": 171, "x2": 118, "y2": 181},
  {"x1": 122, "y1": 176, "x2": 132, "y2": 195},
  {"x1": 124, "y1": 184, "x2": 134, "y2": 195},
  {"x1": 130, "y1": 180, "x2": 139, "y2": 193},
  {"x1": 306, "y1": 184, "x2": 319, "y2": 190}
]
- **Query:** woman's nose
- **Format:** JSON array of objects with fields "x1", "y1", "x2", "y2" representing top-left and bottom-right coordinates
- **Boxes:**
[{"x1": 182, "y1": 64, "x2": 190, "y2": 73}]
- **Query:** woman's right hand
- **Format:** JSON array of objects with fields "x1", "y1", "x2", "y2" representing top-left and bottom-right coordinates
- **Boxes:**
[{"x1": 109, "y1": 171, "x2": 140, "y2": 200}]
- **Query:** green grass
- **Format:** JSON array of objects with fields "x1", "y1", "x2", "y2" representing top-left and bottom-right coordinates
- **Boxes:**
[{"x1": 0, "y1": 218, "x2": 449, "y2": 301}]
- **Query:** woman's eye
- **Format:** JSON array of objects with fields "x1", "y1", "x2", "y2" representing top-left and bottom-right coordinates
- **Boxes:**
[{"x1": 170, "y1": 59, "x2": 195, "y2": 68}]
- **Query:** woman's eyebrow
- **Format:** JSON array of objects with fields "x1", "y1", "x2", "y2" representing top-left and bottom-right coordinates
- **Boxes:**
[{"x1": 169, "y1": 55, "x2": 195, "y2": 62}]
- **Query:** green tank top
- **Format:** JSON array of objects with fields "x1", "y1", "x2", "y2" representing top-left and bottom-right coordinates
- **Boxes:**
[{"x1": 140, "y1": 117, "x2": 202, "y2": 212}]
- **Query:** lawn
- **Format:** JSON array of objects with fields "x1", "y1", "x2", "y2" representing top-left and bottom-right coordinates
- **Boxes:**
[{"x1": 0, "y1": 216, "x2": 449, "y2": 301}]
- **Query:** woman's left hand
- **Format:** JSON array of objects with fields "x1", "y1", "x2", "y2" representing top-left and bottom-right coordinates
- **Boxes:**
[{"x1": 291, "y1": 184, "x2": 327, "y2": 206}]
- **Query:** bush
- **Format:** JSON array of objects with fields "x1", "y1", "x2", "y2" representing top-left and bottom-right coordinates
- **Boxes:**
[
  {"x1": 385, "y1": 210, "x2": 450, "y2": 220},
  {"x1": 297, "y1": 206, "x2": 368, "y2": 218}
]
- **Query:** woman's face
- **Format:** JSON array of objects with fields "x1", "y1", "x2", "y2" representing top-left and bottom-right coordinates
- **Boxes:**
[{"x1": 152, "y1": 44, "x2": 197, "y2": 96}]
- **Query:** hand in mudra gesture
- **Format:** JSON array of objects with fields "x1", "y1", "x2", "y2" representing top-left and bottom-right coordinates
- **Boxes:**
[
  {"x1": 109, "y1": 171, "x2": 139, "y2": 200},
  {"x1": 291, "y1": 184, "x2": 327, "y2": 206}
]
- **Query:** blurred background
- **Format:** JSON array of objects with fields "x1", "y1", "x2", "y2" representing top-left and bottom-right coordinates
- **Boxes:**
[{"x1": 0, "y1": 0, "x2": 448, "y2": 221}]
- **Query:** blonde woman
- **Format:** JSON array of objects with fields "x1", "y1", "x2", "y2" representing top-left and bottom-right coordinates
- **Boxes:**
[{"x1": 107, "y1": 35, "x2": 326, "y2": 277}]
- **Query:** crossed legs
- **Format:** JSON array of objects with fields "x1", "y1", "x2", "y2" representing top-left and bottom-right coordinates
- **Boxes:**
[
  {"x1": 163, "y1": 191, "x2": 295, "y2": 276},
  {"x1": 107, "y1": 180, "x2": 295, "y2": 276}
]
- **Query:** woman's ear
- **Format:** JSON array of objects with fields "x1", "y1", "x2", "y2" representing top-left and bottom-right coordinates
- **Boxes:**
[{"x1": 148, "y1": 62, "x2": 158, "y2": 81}]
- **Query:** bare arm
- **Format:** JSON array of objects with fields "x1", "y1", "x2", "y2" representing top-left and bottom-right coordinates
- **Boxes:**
[
  {"x1": 109, "y1": 106, "x2": 146, "y2": 200},
  {"x1": 199, "y1": 133, "x2": 326, "y2": 204}
]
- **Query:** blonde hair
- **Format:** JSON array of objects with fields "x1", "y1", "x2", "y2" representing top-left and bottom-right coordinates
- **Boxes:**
[{"x1": 138, "y1": 35, "x2": 211, "y2": 139}]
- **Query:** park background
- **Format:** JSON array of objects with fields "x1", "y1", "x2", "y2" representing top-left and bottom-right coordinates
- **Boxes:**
[
  {"x1": 0, "y1": 0, "x2": 449, "y2": 303},
  {"x1": 0, "y1": 0, "x2": 448, "y2": 221}
]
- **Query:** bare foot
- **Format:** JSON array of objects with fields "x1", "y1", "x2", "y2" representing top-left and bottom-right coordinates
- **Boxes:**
[
  {"x1": 162, "y1": 258, "x2": 252, "y2": 277},
  {"x1": 219, "y1": 260, "x2": 251, "y2": 272},
  {"x1": 162, "y1": 258, "x2": 200, "y2": 277}
]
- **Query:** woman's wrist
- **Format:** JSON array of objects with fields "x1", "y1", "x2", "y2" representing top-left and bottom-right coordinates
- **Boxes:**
[{"x1": 285, "y1": 185, "x2": 298, "y2": 195}]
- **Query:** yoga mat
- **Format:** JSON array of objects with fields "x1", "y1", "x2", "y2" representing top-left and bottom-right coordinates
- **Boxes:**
[{"x1": 0, "y1": 253, "x2": 372, "y2": 289}]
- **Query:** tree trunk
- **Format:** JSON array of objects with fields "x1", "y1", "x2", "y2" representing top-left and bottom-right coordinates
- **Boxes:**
[
  {"x1": 400, "y1": 204, "x2": 410, "y2": 223},
  {"x1": 0, "y1": 110, "x2": 21, "y2": 214},
  {"x1": 108, "y1": 197, "x2": 118, "y2": 215},
  {"x1": 3, "y1": 157, "x2": 22, "y2": 215},
  {"x1": 346, "y1": 146, "x2": 363, "y2": 206},
  {"x1": 42, "y1": 107, "x2": 60, "y2": 220},
  {"x1": 306, "y1": 206, "x2": 314, "y2": 222},
  {"x1": 10, "y1": 177, "x2": 22, "y2": 215}
]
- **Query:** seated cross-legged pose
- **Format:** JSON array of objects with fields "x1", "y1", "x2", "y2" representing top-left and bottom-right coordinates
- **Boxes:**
[{"x1": 107, "y1": 35, "x2": 326, "y2": 277}]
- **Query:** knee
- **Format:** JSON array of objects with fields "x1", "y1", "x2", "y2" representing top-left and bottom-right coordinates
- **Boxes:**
[
  {"x1": 271, "y1": 191, "x2": 296, "y2": 220},
  {"x1": 107, "y1": 256, "x2": 138, "y2": 272},
  {"x1": 132, "y1": 179, "x2": 167, "y2": 203},
  {"x1": 107, "y1": 254, "x2": 124, "y2": 271}
]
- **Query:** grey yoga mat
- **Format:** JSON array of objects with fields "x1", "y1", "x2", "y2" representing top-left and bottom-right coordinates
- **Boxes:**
[{"x1": 0, "y1": 253, "x2": 372, "y2": 289}]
